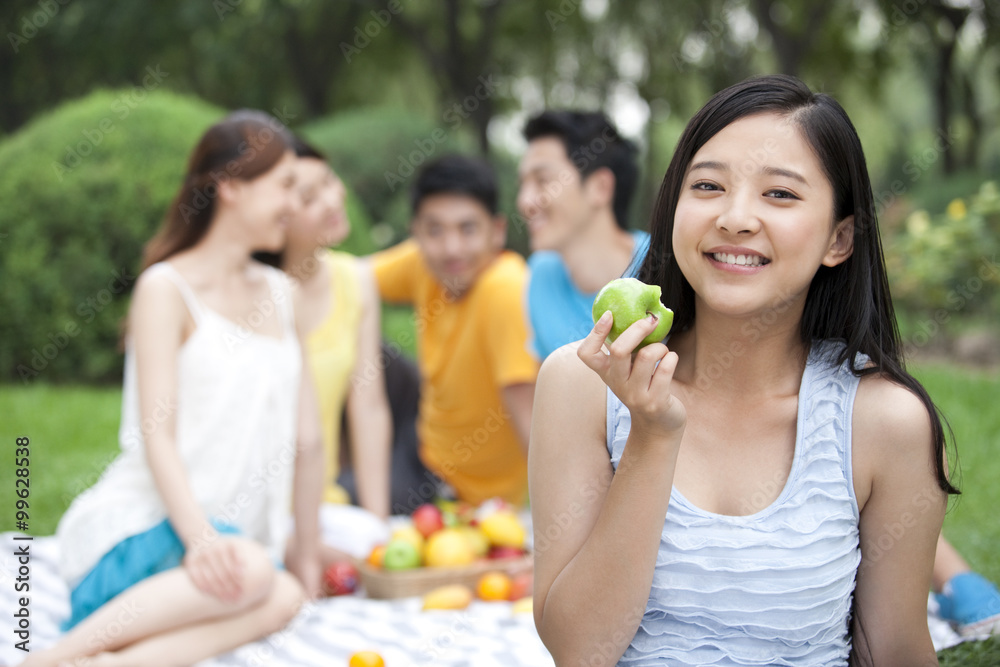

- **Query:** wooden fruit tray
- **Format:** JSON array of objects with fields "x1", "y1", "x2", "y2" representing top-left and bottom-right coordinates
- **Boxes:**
[{"x1": 355, "y1": 553, "x2": 533, "y2": 599}]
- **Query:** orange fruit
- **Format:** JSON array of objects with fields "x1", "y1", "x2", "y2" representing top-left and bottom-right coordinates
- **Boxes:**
[
  {"x1": 348, "y1": 650, "x2": 385, "y2": 667},
  {"x1": 366, "y1": 544, "x2": 386, "y2": 569},
  {"x1": 476, "y1": 571, "x2": 512, "y2": 601}
]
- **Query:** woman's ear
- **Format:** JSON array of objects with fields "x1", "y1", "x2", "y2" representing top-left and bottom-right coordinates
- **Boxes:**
[
  {"x1": 822, "y1": 215, "x2": 854, "y2": 267},
  {"x1": 216, "y1": 177, "x2": 240, "y2": 207}
]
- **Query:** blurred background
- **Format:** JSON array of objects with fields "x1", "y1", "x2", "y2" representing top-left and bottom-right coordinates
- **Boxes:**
[
  {"x1": 1, "y1": 0, "x2": 999, "y2": 383},
  {"x1": 2, "y1": 4, "x2": 1000, "y2": 662}
]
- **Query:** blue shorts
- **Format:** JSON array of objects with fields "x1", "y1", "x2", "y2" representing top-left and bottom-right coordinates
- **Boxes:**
[{"x1": 63, "y1": 518, "x2": 240, "y2": 631}]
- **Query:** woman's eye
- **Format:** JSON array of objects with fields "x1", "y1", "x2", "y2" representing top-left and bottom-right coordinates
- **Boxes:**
[
  {"x1": 766, "y1": 189, "x2": 799, "y2": 200},
  {"x1": 691, "y1": 181, "x2": 719, "y2": 191}
]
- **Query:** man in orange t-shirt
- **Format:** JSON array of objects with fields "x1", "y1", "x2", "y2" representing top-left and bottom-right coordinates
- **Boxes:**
[{"x1": 370, "y1": 155, "x2": 538, "y2": 507}]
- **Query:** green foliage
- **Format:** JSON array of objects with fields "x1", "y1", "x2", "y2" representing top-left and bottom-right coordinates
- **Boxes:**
[
  {"x1": 301, "y1": 107, "x2": 476, "y2": 248},
  {"x1": 0, "y1": 89, "x2": 224, "y2": 384},
  {"x1": 0, "y1": 89, "x2": 380, "y2": 385},
  {"x1": 887, "y1": 181, "x2": 1000, "y2": 318}
]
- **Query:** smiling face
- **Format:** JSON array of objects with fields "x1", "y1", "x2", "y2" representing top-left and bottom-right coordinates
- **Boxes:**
[
  {"x1": 287, "y1": 157, "x2": 350, "y2": 251},
  {"x1": 411, "y1": 193, "x2": 506, "y2": 298},
  {"x1": 517, "y1": 137, "x2": 600, "y2": 253},
  {"x1": 672, "y1": 112, "x2": 854, "y2": 320},
  {"x1": 227, "y1": 150, "x2": 298, "y2": 252}
]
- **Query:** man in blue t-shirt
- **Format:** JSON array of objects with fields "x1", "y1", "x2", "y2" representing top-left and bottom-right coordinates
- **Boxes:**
[{"x1": 516, "y1": 111, "x2": 649, "y2": 360}]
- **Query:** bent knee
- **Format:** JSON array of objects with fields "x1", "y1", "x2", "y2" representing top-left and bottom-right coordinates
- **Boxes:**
[
  {"x1": 257, "y1": 571, "x2": 305, "y2": 636},
  {"x1": 232, "y1": 539, "x2": 278, "y2": 606}
]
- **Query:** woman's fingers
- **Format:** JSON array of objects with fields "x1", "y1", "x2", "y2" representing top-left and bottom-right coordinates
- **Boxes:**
[
  {"x1": 186, "y1": 538, "x2": 244, "y2": 602},
  {"x1": 577, "y1": 311, "x2": 614, "y2": 375},
  {"x1": 630, "y1": 342, "x2": 670, "y2": 390},
  {"x1": 219, "y1": 539, "x2": 244, "y2": 599}
]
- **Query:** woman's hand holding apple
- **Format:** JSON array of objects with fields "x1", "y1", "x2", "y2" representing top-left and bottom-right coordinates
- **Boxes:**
[{"x1": 578, "y1": 310, "x2": 686, "y2": 444}]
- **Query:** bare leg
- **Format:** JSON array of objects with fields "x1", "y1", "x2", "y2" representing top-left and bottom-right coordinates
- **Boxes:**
[
  {"x1": 21, "y1": 539, "x2": 283, "y2": 667},
  {"x1": 933, "y1": 534, "x2": 971, "y2": 592},
  {"x1": 79, "y1": 571, "x2": 304, "y2": 667}
]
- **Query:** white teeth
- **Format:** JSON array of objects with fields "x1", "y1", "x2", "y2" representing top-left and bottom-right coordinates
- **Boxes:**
[{"x1": 713, "y1": 253, "x2": 765, "y2": 267}]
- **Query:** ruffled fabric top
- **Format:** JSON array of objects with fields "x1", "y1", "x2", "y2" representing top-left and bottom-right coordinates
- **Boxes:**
[{"x1": 606, "y1": 340, "x2": 864, "y2": 666}]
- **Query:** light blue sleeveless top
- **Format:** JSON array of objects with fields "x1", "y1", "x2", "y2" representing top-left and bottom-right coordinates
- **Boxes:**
[{"x1": 606, "y1": 340, "x2": 864, "y2": 666}]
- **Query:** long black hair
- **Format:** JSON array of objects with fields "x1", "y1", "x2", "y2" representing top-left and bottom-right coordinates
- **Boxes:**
[{"x1": 638, "y1": 74, "x2": 958, "y2": 497}]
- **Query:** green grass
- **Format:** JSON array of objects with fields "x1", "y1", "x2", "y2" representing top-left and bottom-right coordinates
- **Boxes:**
[
  {"x1": 913, "y1": 364, "x2": 1000, "y2": 665},
  {"x1": 0, "y1": 385, "x2": 122, "y2": 536},
  {"x1": 1, "y1": 362, "x2": 998, "y2": 662}
]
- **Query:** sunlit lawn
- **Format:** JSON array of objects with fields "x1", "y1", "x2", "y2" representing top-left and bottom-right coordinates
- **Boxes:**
[{"x1": 1, "y1": 361, "x2": 997, "y2": 662}]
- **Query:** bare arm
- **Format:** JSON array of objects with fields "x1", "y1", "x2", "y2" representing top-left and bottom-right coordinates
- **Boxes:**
[
  {"x1": 501, "y1": 382, "x2": 535, "y2": 456},
  {"x1": 346, "y1": 260, "x2": 391, "y2": 519},
  {"x1": 530, "y1": 314, "x2": 685, "y2": 666},
  {"x1": 851, "y1": 376, "x2": 947, "y2": 666},
  {"x1": 131, "y1": 272, "x2": 243, "y2": 602},
  {"x1": 287, "y1": 343, "x2": 325, "y2": 598}
]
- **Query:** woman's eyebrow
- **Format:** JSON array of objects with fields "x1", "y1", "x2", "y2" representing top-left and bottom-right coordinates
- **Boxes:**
[
  {"x1": 761, "y1": 165, "x2": 807, "y2": 184},
  {"x1": 690, "y1": 160, "x2": 727, "y2": 172}
]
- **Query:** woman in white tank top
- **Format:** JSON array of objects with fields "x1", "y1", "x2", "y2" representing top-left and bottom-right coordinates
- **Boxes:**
[
  {"x1": 25, "y1": 111, "x2": 324, "y2": 667},
  {"x1": 530, "y1": 76, "x2": 958, "y2": 666}
]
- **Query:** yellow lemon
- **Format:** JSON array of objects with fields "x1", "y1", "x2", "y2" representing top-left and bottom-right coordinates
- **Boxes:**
[
  {"x1": 480, "y1": 511, "x2": 526, "y2": 549},
  {"x1": 424, "y1": 527, "x2": 475, "y2": 567}
]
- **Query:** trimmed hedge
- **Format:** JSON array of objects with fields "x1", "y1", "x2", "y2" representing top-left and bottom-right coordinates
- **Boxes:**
[
  {"x1": 0, "y1": 89, "x2": 225, "y2": 383},
  {"x1": 0, "y1": 90, "x2": 376, "y2": 384}
]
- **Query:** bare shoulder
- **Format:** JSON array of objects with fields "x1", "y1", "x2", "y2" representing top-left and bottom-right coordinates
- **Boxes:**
[
  {"x1": 853, "y1": 373, "x2": 933, "y2": 457},
  {"x1": 131, "y1": 266, "x2": 184, "y2": 312},
  {"x1": 852, "y1": 372, "x2": 939, "y2": 507},
  {"x1": 535, "y1": 342, "x2": 608, "y2": 437},
  {"x1": 128, "y1": 266, "x2": 188, "y2": 345},
  {"x1": 539, "y1": 341, "x2": 604, "y2": 392}
]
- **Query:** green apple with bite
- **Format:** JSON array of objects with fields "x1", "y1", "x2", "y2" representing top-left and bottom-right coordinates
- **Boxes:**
[{"x1": 591, "y1": 277, "x2": 674, "y2": 348}]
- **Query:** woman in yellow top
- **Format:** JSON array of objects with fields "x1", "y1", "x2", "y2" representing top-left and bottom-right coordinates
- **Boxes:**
[{"x1": 270, "y1": 138, "x2": 392, "y2": 565}]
